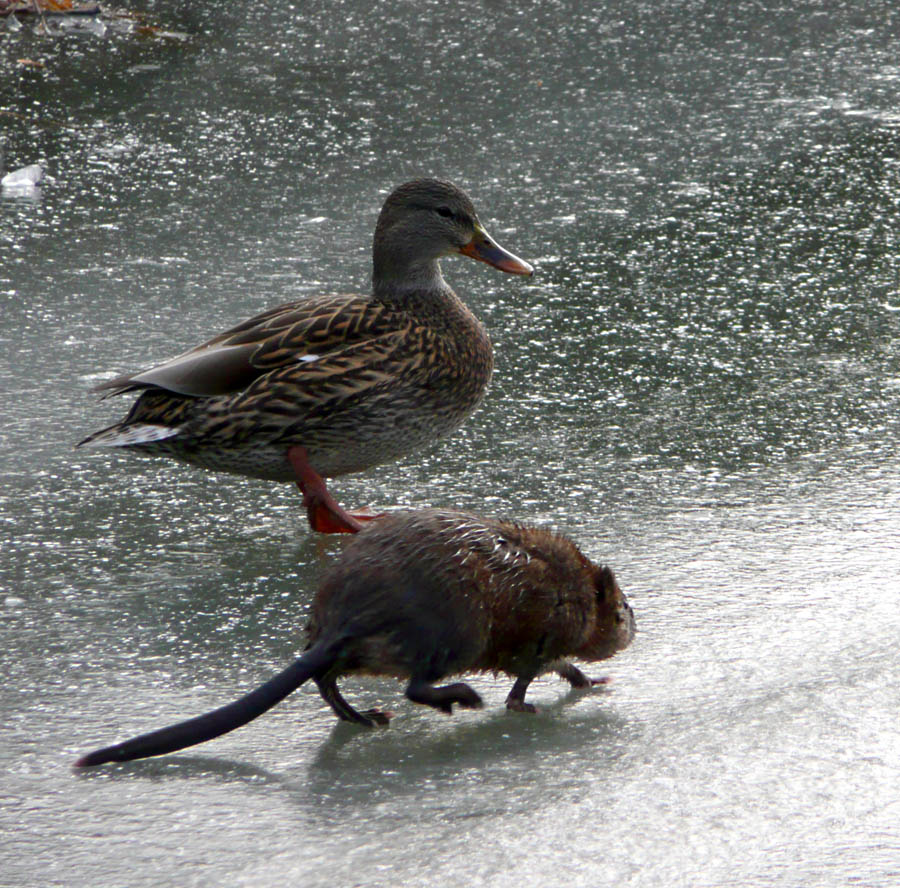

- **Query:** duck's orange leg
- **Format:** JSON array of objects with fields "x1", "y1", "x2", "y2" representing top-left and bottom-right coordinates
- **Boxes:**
[{"x1": 287, "y1": 446, "x2": 380, "y2": 534}]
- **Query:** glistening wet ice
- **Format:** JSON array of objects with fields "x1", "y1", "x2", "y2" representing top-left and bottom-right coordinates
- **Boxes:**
[{"x1": 3, "y1": 1, "x2": 900, "y2": 885}]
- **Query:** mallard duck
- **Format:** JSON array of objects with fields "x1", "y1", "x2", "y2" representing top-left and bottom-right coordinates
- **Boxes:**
[{"x1": 78, "y1": 179, "x2": 533, "y2": 533}]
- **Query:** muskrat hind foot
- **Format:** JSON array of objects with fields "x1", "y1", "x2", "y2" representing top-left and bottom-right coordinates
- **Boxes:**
[
  {"x1": 359, "y1": 708, "x2": 394, "y2": 726},
  {"x1": 406, "y1": 680, "x2": 483, "y2": 714},
  {"x1": 505, "y1": 697, "x2": 538, "y2": 714}
]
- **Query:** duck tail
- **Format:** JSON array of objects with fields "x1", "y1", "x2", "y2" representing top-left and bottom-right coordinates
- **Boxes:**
[
  {"x1": 75, "y1": 642, "x2": 338, "y2": 767},
  {"x1": 76, "y1": 422, "x2": 181, "y2": 448}
]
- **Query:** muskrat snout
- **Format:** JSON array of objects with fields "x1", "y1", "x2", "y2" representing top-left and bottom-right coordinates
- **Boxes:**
[
  {"x1": 592, "y1": 564, "x2": 635, "y2": 654},
  {"x1": 617, "y1": 597, "x2": 636, "y2": 648}
]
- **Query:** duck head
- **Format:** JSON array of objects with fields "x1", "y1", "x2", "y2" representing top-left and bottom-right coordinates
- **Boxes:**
[{"x1": 373, "y1": 178, "x2": 533, "y2": 291}]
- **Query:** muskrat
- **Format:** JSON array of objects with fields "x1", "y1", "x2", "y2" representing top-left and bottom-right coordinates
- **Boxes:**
[{"x1": 75, "y1": 509, "x2": 635, "y2": 767}]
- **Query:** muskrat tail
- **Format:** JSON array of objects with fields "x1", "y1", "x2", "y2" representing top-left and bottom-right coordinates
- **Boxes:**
[{"x1": 75, "y1": 641, "x2": 339, "y2": 768}]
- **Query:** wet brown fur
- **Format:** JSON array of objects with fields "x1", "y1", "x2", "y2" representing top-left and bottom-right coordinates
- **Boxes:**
[{"x1": 75, "y1": 509, "x2": 634, "y2": 767}]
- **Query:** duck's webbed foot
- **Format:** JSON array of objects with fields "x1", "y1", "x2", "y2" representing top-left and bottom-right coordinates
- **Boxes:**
[
  {"x1": 288, "y1": 446, "x2": 381, "y2": 534},
  {"x1": 406, "y1": 679, "x2": 483, "y2": 714}
]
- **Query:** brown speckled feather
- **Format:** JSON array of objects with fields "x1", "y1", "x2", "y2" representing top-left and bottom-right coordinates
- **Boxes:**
[
  {"x1": 94, "y1": 294, "x2": 410, "y2": 398},
  {"x1": 85, "y1": 290, "x2": 492, "y2": 480}
]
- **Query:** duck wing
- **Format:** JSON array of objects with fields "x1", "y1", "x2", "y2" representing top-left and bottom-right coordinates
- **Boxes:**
[{"x1": 92, "y1": 294, "x2": 397, "y2": 399}]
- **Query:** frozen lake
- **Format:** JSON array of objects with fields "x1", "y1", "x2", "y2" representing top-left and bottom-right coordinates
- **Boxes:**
[{"x1": 3, "y1": 1, "x2": 900, "y2": 885}]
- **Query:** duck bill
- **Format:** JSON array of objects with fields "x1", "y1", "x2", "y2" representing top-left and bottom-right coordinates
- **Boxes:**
[{"x1": 458, "y1": 226, "x2": 534, "y2": 276}]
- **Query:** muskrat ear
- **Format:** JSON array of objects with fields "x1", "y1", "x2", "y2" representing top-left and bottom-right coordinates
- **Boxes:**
[{"x1": 594, "y1": 565, "x2": 618, "y2": 602}]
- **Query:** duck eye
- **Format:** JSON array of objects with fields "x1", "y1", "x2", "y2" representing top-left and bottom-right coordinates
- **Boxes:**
[{"x1": 435, "y1": 206, "x2": 454, "y2": 219}]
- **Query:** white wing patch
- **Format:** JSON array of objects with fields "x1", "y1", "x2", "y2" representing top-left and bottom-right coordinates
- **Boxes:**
[{"x1": 298, "y1": 354, "x2": 320, "y2": 363}]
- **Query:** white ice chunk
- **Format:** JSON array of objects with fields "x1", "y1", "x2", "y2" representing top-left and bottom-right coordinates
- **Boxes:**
[
  {"x1": 2, "y1": 163, "x2": 43, "y2": 198},
  {"x1": 57, "y1": 15, "x2": 107, "y2": 37}
]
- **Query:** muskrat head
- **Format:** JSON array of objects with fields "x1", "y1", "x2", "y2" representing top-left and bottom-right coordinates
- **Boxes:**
[{"x1": 576, "y1": 564, "x2": 635, "y2": 661}]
